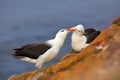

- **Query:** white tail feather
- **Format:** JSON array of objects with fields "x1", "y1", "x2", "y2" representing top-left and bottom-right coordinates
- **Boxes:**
[{"x1": 20, "y1": 57, "x2": 37, "y2": 63}]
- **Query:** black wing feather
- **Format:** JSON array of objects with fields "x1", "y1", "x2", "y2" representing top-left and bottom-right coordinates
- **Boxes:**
[
  {"x1": 85, "y1": 31, "x2": 100, "y2": 43},
  {"x1": 84, "y1": 28, "x2": 96, "y2": 35},
  {"x1": 12, "y1": 43, "x2": 51, "y2": 59}
]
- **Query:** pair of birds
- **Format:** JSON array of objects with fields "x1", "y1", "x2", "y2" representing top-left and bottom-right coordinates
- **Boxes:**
[{"x1": 12, "y1": 24, "x2": 100, "y2": 68}]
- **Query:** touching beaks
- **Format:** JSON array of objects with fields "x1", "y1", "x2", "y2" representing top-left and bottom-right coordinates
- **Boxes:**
[
  {"x1": 67, "y1": 27, "x2": 77, "y2": 32},
  {"x1": 66, "y1": 29, "x2": 71, "y2": 32}
]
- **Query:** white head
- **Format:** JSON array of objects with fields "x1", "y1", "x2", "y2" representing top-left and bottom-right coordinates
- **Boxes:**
[
  {"x1": 47, "y1": 29, "x2": 71, "y2": 47},
  {"x1": 68, "y1": 24, "x2": 85, "y2": 35},
  {"x1": 55, "y1": 29, "x2": 70, "y2": 39}
]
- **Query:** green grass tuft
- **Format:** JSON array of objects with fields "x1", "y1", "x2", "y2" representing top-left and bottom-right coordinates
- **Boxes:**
[{"x1": 116, "y1": 22, "x2": 120, "y2": 26}]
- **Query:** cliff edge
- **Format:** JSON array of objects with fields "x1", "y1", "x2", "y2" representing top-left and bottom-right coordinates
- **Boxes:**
[{"x1": 9, "y1": 17, "x2": 120, "y2": 80}]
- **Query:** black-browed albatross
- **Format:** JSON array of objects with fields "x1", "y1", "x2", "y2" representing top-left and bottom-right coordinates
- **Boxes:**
[
  {"x1": 12, "y1": 29, "x2": 71, "y2": 68},
  {"x1": 68, "y1": 24, "x2": 100, "y2": 52}
]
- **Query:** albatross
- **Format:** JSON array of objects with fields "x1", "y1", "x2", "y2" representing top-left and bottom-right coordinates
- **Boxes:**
[
  {"x1": 68, "y1": 24, "x2": 100, "y2": 52},
  {"x1": 12, "y1": 29, "x2": 71, "y2": 68}
]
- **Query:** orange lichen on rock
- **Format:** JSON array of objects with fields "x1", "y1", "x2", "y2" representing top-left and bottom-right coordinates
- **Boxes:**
[{"x1": 8, "y1": 16, "x2": 120, "y2": 80}]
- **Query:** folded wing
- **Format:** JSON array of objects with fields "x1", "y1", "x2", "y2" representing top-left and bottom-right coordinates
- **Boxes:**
[{"x1": 12, "y1": 43, "x2": 51, "y2": 59}]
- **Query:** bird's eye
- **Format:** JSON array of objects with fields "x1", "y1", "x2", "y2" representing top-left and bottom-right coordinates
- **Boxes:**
[{"x1": 60, "y1": 29, "x2": 65, "y2": 32}]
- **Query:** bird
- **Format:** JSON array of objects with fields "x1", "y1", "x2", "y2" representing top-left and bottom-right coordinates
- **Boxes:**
[
  {"x1": 12, "y1": 29, "x2": 71, "y2": 68},
  {"x1": 68, "y1": 24, "x2": 100, "y2": 52}
]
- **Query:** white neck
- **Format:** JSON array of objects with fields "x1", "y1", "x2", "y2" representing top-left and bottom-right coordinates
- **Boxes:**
[
  {"x1": 47, "y1": 35, "x2": 66, "y2": 49},
  {"x1": 72, "y1": 31, "x2": 83, "y2": 37},
  {"x1": 55, "y1": 36, "x2": 66, "y2": 48},
  {"x1": 71, "y1": 32, "x2": 87, "y2": 52}
]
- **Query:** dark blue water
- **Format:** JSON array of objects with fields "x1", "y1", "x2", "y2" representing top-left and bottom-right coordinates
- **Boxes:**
[{"x1": 0, "y1": 0, "x2": 120, "y2": 79}]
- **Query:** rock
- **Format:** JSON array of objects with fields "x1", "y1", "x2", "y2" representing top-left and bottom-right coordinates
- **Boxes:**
[
  {"x1": 8, "y1": 17, "x2": 120, "y2": 80},
  {"x1": 112, "y1": 16, "x2": 120, "y2": 26}
]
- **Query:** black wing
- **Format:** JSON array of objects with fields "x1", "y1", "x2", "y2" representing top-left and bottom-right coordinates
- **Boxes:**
[
  {"x1": 85, "y1": 31, "x2": 100, "y2": 43},
  {"x1": 12, "y1": 43, "x2": 51, "y2": 59},
  {"x1": 84, "y1": 28, "x2": 96, "y2": 35}
]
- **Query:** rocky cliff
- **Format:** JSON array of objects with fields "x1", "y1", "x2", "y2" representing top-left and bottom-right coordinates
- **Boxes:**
[{"x1": 9, "y1": 17, "x2": 120, "y2": 80}]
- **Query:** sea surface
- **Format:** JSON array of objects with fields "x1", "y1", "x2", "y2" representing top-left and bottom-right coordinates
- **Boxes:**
[{"x1": 0, "y1": 0, "x2": 120, "y2": 79}]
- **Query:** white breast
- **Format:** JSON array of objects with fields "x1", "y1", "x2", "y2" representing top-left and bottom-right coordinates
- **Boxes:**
[
  {"x1": 71, "y1": 33, "x2": 87, "y2": 52},
  {"x1": 41, "y1": 46, "x2": 59, "y2": 62}
]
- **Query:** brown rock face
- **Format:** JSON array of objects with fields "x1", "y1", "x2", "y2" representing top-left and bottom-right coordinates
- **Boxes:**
[{"x1": 9, "y1": 17, "x2": 120, "y2": 80}]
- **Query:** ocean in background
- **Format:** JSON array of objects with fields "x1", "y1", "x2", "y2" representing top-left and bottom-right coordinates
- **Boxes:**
[{"x1": 0, "y1": 0, "x2": 120, "y2": 79}]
